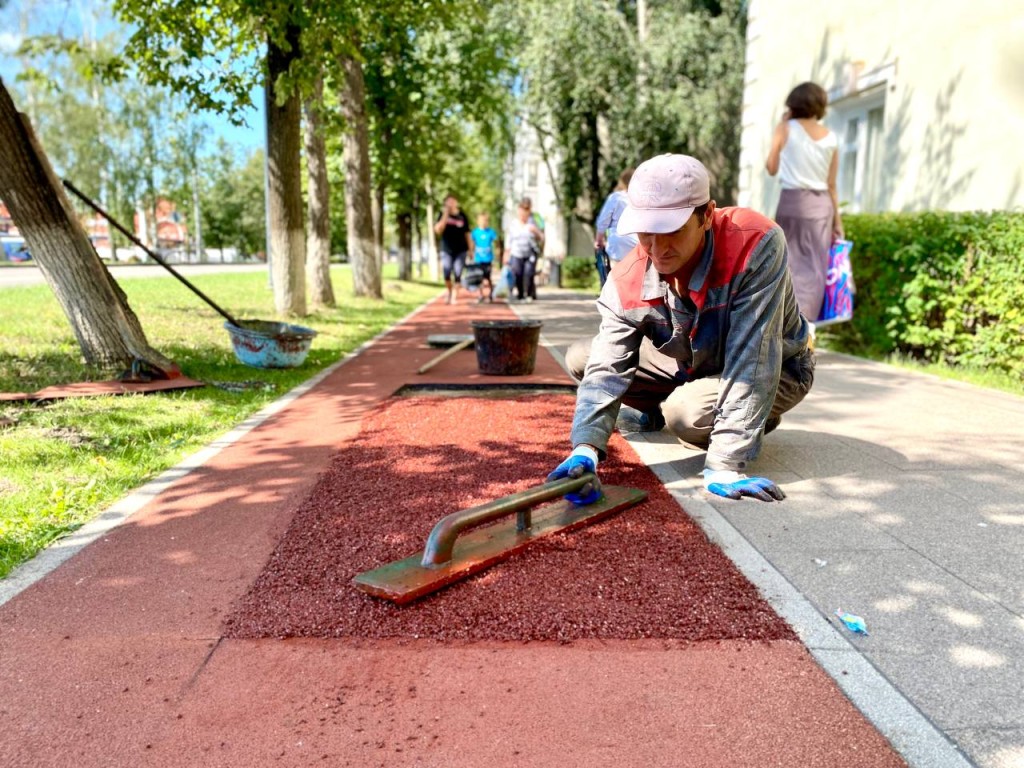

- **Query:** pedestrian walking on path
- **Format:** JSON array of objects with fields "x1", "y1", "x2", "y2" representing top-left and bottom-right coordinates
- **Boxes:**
[
  {"x1": 434, "y1": 194, "x2": 474, "y2": 305},
  {"x1": 765, "y1": 81, "x2": 843, "y2": 324},
  {"x1": 470, "y1": 211, "x2": 500, "y2": 303},
  {"x1": 594, "y1": 166, "x2": 639, "y2": 284},
  {"x1": 550, "y1": 154, "x2": 816, "y2": 502},
  {"x1": 504, "y1": 197, "x2": 544, "y2": 302}
]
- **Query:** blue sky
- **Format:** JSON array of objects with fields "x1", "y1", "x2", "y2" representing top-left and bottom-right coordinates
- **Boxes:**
[{"x1": 0, "y1": 0, "x2": 264, "y2": 152}]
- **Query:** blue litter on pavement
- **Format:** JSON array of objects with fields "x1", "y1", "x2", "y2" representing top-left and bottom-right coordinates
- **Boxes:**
[{"x1": 836, "y1": 609, "x2": 869, "y2": 635}]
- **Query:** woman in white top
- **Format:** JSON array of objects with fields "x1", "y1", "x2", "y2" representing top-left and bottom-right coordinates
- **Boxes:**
[
  {"x1": 765, "y1": 82, "x2": 843, "y2": 322},
  {"x1": 504, "y1": 197, "x2": 545, "y2": 301}
]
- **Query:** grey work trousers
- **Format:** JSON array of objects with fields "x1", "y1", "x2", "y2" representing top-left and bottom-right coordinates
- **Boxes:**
[{"x1": 565, "y1": 336, "x2": 815, "y2": 448}]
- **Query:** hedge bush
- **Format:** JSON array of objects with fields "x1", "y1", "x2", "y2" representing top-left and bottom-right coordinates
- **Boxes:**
[
  {"x1": 561, "y1": 254, "x2": 600, "y2": 290},
  {"x1": 820, "y1": 211, "x2": 1024, "y2": 381}
]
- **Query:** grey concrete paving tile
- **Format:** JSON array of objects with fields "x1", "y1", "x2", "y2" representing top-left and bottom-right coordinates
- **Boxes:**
[
  {"x1": 845, "y1": 430, "x2": 1024, "y2": 472},
  {"x1": 881, "y1": 493, "x2": 1023, "y2": 592},
  {"x1": 792, "y1": 355, "x2": 1024, "y2": 459},
  {"x1": 947, "y1": 727, "x2": 1024, "y2": 768},
  {"x1": 714, "y1": 480, "x2": 907, "y2": 554},
  {"x1": 892, "y1": 541, "x2": 1024, "y2": 617},
  {"x1": 756, "y1": 549, "x2": 1024, "y2": 731},
  {"x1": 761, "y1": 427, "x2": 909, "y2": 475},
  {"x1": 866, "y1": 647, "x2": 1024, "y2": 731},
  {"x1": 808, "y1": 473, "x2": 1024, "y2": 614},
  {"x1": 864, "y1": 470, "x2": 1020, "y2": 510},
  {"x1": 628, "y1": 433, "x2": 984, "y2": 768},
  {"x1": 772, "y1": 550, "x2": 1009, "y2": 638}
]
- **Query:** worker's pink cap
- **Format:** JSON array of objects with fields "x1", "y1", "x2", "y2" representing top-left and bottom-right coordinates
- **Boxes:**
[{"x1": 617, "y1": 154, "x2": 711, "y2": 235}]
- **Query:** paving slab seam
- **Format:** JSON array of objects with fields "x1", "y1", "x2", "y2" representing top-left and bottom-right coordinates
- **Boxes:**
[
  {"x1": 849, "y1": 520, "x2": 1024, "y2": 623},
  {"x1": 624, "y1": 433, "x2": 977, "y2": 768},
  {"x1": 0, "y1": 299, "x2": 438, "y2": 608}
]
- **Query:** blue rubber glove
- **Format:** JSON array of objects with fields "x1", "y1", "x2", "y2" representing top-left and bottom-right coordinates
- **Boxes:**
[
  {"x1": 703, "y1": 469, "x2": 785, "y2": 502},
  {"x1": 547, "y1": 445, "x2": 602, "y2": 505}
]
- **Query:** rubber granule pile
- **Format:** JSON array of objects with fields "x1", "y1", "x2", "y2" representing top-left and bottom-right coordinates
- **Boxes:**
[{"x1": 225, "y1": 395, "x2": 794, "y2": 643}]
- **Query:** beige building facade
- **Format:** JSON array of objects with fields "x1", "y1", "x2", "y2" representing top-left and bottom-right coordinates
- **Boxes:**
[
  {"x1": 504, "y1": 117, "x2": 567, "y2": 261},
  {"x1": 738, "y1": 0, "x2": 1024, "y2": 217}
]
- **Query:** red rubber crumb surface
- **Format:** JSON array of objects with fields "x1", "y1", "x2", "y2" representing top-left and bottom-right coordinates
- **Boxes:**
[{"x1": 225, "y1": 394, "x2": 795, "y2": 643}]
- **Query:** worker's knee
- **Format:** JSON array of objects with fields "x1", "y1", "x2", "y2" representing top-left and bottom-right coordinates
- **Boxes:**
[
  {"x1": 661, "y1": 385, "x2": 716, "y2": 449},
  {"x1": 564, "y1": 337, "x2": 593, "y2": 381},
  {"x1": 663, "y1": 416, "x2": 712, "y2": 449}
]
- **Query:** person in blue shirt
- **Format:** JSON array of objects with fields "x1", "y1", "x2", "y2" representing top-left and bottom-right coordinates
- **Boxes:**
[
  {"x1": 594, "y1": 167, "x2": 638, "y2": 286},
  {"x1": 471, "y1": 212, "x2": 500, "y2": 303}
]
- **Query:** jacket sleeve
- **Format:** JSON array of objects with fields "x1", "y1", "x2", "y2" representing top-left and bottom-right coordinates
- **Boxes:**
[
  {"x1": 705, "y1": 226, "x2": 788, "y2": 472},
  {"x1": 568, "y1": 282, "x2": 644, "y2": 458},
  {"x1": 595, "y1": 194, "x2": 617, "y2": 235}
]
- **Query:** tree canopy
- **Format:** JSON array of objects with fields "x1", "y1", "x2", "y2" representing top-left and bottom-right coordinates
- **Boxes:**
[
  {"x1": 12, "y1": 0, "x2": 748, "y2": 270},
  {"x1": 507, "y1": 0, "x2": 747, "y2": 224}
]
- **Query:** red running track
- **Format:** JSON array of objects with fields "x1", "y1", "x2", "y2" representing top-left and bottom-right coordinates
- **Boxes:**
[{"x1": 0, "y1": 295, "x2": 906, "y2": 767}]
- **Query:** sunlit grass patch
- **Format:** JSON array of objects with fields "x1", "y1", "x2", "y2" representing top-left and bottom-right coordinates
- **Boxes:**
[{"x1": 0, "y1": 265, "x2": 440, "y2": 577}]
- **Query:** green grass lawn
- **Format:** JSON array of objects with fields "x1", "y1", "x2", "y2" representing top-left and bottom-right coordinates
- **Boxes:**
[{"x1": 0, "y1": 265, "x2": 440, "y2": 578}]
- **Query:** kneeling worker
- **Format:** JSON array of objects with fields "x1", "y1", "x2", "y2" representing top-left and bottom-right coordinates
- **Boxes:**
[{"x1": 548, "y1": 154, "x2": 815, "y2": 502}]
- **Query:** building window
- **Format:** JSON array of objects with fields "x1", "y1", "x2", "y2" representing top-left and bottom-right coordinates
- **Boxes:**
[
  {"x1": 829, "y1": 88, "x2": 886, "y2": 213},
  {"x1": 525, "y1": 160, "x2": 539, "y2": 190}
]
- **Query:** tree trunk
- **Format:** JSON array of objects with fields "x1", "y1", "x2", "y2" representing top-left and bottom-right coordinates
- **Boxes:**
[
  {"x1": 192, "y1": 167, "x2": 205, "y2": 263},
  {"x1": 413, "y1": 193, "x2": 424, "y2": 279},
  {"x1": 338, "y1": 51, "x2": 381, "y2": 299},
  {"x1": 303, "y1": 73, "x2": 335, "y2": 308},
  {"x1": 266, "y1": 26, "x2": 307, "y2": 316},
  {"x1": 586, "y1": 111, "x2": 601, "y2": 223},
  {"x1": 424, "y1": 177, "x2": 439, "y2": 281},
  {"x1": 0, "y1": 78, "x2": 178, "y2": 376},
  {"x1": 396, "y1": 209, "x2": 412, "y2": 281},
  {"x1": 373, "y1": 182, "x2": 385, "y2": 273}
]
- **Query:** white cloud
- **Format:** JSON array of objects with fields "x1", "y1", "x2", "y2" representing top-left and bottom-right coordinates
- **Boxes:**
[{"x1": 0, "y1": 32, "x2": 23, "y2": 54}]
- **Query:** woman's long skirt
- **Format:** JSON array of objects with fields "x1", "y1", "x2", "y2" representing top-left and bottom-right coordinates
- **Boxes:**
[{"x1": 775, "y1": 189, "x2": 834, "y2": 322}]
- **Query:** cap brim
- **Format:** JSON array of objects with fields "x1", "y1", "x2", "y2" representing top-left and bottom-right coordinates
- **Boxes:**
[{"x1": 616, "y1": 204, "x2": 694, "y2": 236}]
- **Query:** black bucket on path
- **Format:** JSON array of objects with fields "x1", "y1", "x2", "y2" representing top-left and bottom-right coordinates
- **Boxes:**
[{"x1": 470, "y1": 319, "x2": 544, "y2": 375}]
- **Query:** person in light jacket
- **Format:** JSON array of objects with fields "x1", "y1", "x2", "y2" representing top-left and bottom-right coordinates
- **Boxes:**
[{"x1": 549, "y1": 154, "x2": 815, "y2": 503}]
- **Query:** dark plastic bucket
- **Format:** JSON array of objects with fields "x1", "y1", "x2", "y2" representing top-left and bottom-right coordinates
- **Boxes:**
[
  {"x1": 224, "y1": 320, "x2": 317, "y2": 369},
  {"x1": 470, "y1": 319, "x2": 543, "y2": 375}
]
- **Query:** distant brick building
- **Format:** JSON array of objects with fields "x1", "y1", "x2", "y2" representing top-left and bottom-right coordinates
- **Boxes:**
[{"x1": 0, "y1": 200, "x2": 18, "y2": 235}]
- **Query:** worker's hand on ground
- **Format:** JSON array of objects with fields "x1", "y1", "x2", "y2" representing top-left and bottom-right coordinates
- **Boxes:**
[
  {"x1": 547, "y1": 446, "x2": 602, "y2": 505},
  {"x1": 702, "y1": 469, "x2": 785, "y2": 502}
]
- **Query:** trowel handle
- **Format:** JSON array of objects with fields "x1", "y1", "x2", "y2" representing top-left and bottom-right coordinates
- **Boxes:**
[{"x1": 420, "y1": 474, "x2": 597, "y2": 568}]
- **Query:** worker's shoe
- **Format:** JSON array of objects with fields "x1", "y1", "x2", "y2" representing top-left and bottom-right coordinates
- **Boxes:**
[
  {"x1": 764, "y1": 416, "x2": 782, "y2": 434},
  {"x1": 616, "y1": 406, "x2": 665, "y2": 434}
]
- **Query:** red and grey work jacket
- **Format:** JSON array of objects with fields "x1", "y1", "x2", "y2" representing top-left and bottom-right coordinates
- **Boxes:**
[{"x1": 570, "y1": 206, "x2": 811, "y2": 472}]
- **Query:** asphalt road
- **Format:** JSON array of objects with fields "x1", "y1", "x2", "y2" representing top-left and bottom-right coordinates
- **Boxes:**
[{"x1": 0, "y1": 262, "x2": 269, "y2": 288}]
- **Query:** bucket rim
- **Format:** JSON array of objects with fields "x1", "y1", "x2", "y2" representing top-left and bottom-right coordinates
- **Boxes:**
[
  {"x1": 469, "y1": 319, "x2": 543, "y2": 330},
  {"x1": 224, "y1": 320, "x2": 318, "y2": 339}
]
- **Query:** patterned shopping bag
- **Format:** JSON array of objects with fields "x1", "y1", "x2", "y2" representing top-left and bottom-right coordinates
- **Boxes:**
[{"x1": 816, "y1": 239, "x2": 854, "y2": 327}]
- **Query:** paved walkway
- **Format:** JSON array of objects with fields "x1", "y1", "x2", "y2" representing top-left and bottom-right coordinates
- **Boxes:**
[{"x1": 1, "y1": 287, "x2": 1019, "y2": 767}]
